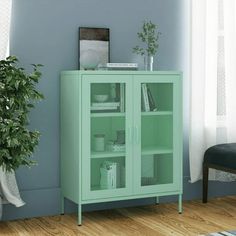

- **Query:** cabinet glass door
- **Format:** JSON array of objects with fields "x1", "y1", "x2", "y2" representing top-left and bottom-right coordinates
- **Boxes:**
[
  {"x1": 133, "y1": 75, "x2": 182, "y2": 194},
  {"x1": 82, "y1": 75, "x2": 133, "y2": 200}
]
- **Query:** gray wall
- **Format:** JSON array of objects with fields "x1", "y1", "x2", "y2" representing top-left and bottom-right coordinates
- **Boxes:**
[{"x1": 3, "y1": 0, "x2": 236, "y2": 221}]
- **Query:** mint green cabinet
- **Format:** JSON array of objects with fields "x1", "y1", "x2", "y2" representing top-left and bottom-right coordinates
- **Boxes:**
[{"x1": 60, "y1": 71, "x2": 182, "y2": 225}]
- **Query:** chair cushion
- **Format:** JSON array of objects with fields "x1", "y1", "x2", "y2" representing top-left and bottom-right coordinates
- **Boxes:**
[{"x1": 204, "y1": 143, "x2": 236, "y2": 170}]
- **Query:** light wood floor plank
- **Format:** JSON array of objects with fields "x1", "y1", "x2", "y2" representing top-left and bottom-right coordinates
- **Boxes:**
[{"x1": 1, "y1": 196, "x2": 236, "y2": 236}]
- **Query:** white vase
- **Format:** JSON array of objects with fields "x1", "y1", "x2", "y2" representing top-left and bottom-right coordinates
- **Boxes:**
[
  {"x1": 80, "y1": 49, "x2": 100, "y2": 70},
  {"x1": 144, "y1": 55, "x2": 154, "y2": 71}
]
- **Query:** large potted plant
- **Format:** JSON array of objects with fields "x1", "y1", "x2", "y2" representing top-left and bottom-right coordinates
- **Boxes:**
[{"x1": 0, "y1": 56, "x2": 44, "y2": 172}]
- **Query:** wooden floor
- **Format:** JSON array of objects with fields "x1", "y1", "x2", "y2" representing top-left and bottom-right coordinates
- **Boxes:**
[{"x1": 1, "y1": 196, "x2": 236, "y2": 236}]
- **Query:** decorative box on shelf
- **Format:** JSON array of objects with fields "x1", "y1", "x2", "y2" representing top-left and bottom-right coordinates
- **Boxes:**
[{"x1": 100, "y1": 161, "x2": 120, "y2": 189}]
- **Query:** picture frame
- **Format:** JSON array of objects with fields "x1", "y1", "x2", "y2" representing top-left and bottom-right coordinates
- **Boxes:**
[{"x1": 79, "y1": 27, "x2": 110, "y2": 70}]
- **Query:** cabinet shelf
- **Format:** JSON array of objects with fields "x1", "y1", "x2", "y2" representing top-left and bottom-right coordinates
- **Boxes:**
[
  {"x1": 91, "y1": 151, "x2": 126, "y2": 158},
  {"x1": 91, "y1": 112, "x2": 125, "y2": 118},
  {"x1": 141, "y1": 111, "x2": 173, "y2": 116},
  {"x1": 141, "y1": 146, "x2": 173, "y2": 155}
]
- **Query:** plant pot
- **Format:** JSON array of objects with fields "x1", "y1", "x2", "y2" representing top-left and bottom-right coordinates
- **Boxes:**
[{"x1": 144, "y1": 56, "x2": 154, "y2": 71}]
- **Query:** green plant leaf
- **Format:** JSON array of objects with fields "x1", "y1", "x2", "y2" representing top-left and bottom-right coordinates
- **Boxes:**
[
  {"x1": 132, "y1": 20, "x2": 161, "y2": 56},
  {"x1": 0, "y1": 56, "x2": 44, "y2": 172}
]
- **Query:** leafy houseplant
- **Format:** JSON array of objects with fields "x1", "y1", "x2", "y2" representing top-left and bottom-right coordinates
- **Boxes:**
[
  {"x1": 133, "y1": 20, "x2": 161, "y2": 70},
  {"x1": 0, "y1": 56, "x2": 44, "y2": 172}
]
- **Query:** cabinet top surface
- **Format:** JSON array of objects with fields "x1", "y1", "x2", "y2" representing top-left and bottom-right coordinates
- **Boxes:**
[{"x1": 61, "y1": 70, "x2": 182, "y2": 76}]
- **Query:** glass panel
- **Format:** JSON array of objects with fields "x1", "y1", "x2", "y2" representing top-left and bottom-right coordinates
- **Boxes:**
[
  {"x1": 91, "y1": 156, "x2": 126, "y2": 191},
  {"x1": 91, "y1": 83, "x2": 125, "y2": 114},
  {"x1": 141, "y1": 154, "x2": 173, "y2": 186},
  {"x1": 90, "y1": 83, "x2": 126, "y2": 191},
  {"x1": 141, "y1": 115, "x2": 173, "y2": 151},
  {"x1": 141, "y1": 83, "x2": 173, "y2": 112},
  {"x1": 140, "y1": 83, "x2": 173, "y2": 187},
  {"x1": 91, "y1": 116, "x2": 126, "y2": 154}
]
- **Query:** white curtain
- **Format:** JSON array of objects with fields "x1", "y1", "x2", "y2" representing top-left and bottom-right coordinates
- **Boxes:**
[
  {"x1": 224, "y1": 1, "x2": 236, "y2": 143},
  {"x1": 0, "y1": 0, "x2": 12, "y2": 59},
  {"x1": 190, "y1": 0, "x2": 236, "y2": 183}
]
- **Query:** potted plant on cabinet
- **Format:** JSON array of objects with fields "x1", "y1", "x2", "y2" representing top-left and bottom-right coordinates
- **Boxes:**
[{"x1": 133, "y1": 20, "x2": 161, "y2": 71}]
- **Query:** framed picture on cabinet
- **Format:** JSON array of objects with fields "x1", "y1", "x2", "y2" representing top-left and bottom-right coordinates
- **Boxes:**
[{"x1": 79, "y1": 27, "x2": 110, "y2": 70}]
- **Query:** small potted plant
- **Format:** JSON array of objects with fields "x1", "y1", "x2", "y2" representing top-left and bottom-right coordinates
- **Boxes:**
[
  {"x1": 0, "y1": 56, "x2": 44, "y2": 172},
  {"x1": 133, "y1": 20, "x2": 161, "y2": 71}
]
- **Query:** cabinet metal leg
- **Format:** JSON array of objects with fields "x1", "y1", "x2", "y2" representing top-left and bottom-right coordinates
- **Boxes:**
[
  {"x1": 178, "y1": 194, "x2": 182, "y2": 214},
  {"x1": 156, "y1": 196, "x2": 159, "y2": 205},
  {"x1": 61, "y1": 196, "x2": 64, "y2": 215},
  {"x1": 78, "y1": 204, "x2": 82, "y2": 226}
]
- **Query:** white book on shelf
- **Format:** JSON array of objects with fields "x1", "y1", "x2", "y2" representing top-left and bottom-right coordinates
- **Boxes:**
[
  {"x1": 91, "y1": 106, "x2": 119, "y2": 111},
  {"x1": 91, "y1": 102, "x2": 120, "y2": 107},
  {"x1": 147, "y1": 87, "x2": 157, "y2": 111},
  {"x1": 141, "y1": 84, "x2": 150, "y2": 112},
  {"x1": 106, "y1": 63, "x2": 138, "y2": 68}
]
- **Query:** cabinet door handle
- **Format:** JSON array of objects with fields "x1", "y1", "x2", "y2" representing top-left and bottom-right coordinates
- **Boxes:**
[
  {"x1": 128, "y1": 127, "x2": 133, "y2": 144},
  {"x1": 134, "y1": 126, "x2": 139, "y2": 144}
]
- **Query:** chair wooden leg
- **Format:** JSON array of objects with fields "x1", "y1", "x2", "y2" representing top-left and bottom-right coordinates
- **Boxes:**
[{"x1": 202, "y1": 163, "x2": 209, "y2": 203}]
